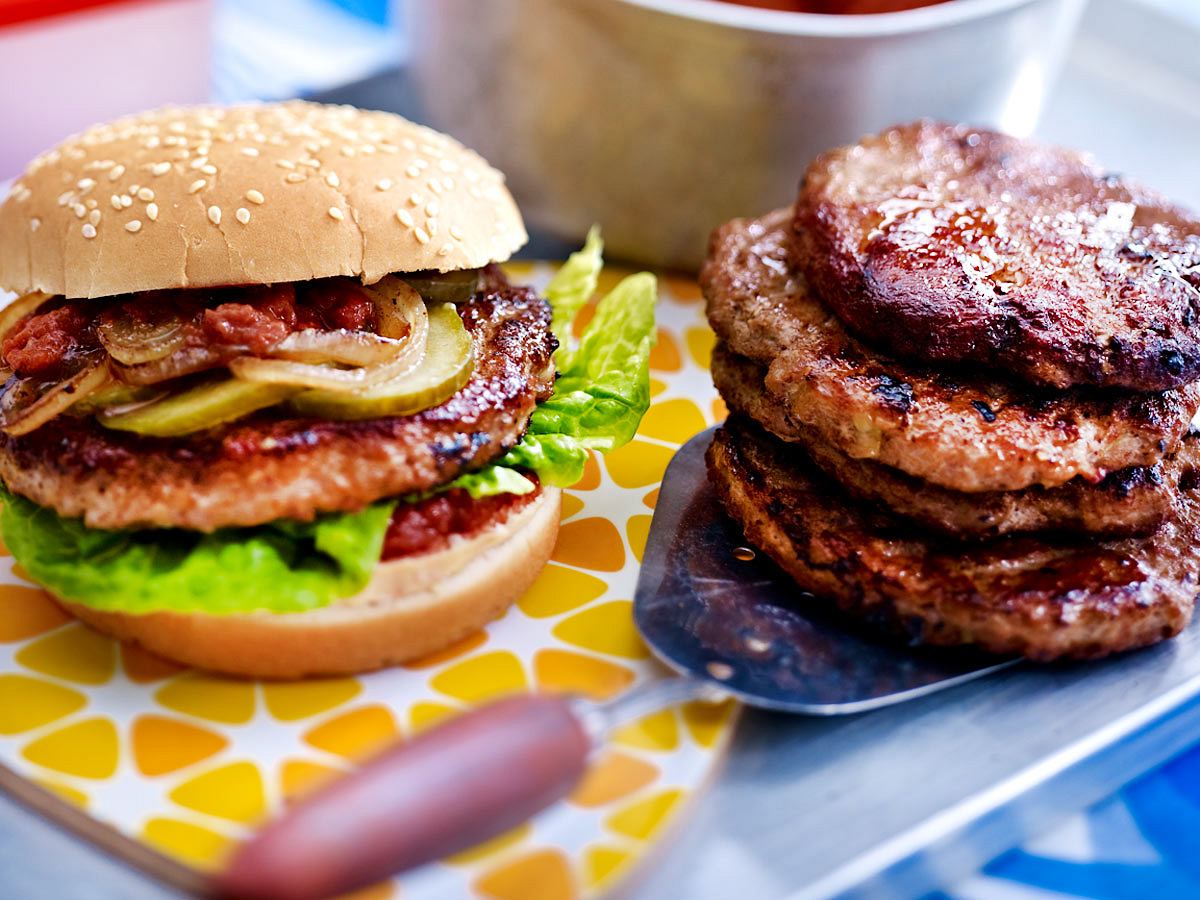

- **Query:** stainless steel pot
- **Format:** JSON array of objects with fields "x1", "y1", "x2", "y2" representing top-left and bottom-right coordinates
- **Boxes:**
[{"x1": 406, "y1": 0, "x2": 1088, "y2": 269}]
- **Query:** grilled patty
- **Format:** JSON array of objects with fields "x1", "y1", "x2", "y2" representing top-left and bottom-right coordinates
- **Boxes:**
[
  {"x1": 0, "y1": 285, "x2": 556, "y2": 531},
  {"x1": 702, "y1": 209, "x2": 1200, "y2": 493},
  {"x1": 796, "y1": 121, "x2": 1200, "y2": 390},
  {"x1": 707, "y1": 418, "x2": 1200, "y2": 661},
  {"x1": 713, "y1": 347, "x2": 1179, "y2": 538}
]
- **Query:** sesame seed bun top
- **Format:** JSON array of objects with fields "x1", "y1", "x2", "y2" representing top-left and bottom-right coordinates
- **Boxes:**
[{"x1": 0, "y1": 101, "x2": 528, "y2": 299}]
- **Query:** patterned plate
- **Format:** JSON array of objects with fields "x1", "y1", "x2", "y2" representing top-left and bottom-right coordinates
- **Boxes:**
[{"x1": 0, "y1": 264, "x2": 737, "y2": 900}]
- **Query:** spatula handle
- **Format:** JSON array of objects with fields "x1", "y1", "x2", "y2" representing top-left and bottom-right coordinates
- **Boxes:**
[{"x1": 215, "y1": 694, "x2": 591, "y2": 900}]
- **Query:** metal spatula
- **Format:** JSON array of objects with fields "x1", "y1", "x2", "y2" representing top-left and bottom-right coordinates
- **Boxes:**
[{"x1": 216, "y1": 427, "x2": 1015, "y2": 900}]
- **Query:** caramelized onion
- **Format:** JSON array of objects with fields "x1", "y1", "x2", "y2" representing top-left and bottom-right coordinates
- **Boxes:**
[
  {"x1": 0, "y1": 362, "x2": 110, "y2": 436},
  {"x1": 230, "y1": 279, "x2": 429, "y2": 393},
  {"x1": 98, "y1": 311, "x2": 189, "y2": 364},
  {"x1": 113, "y1": 346, "x2": 226, "y2": 385},
  {"x1": 270, "y1": 329, "x2": 401, "y2": 366},
  {"x1": 0, "y1": 291, "x2": 53, "y2": 347}
]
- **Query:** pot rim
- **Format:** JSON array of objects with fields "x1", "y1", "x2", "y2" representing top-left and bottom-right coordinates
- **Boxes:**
[{"x1": 614, "y1": 0, "x2": 1051, "y2": 37}]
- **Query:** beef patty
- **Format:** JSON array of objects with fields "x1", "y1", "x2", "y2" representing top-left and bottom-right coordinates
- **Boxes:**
[
  {"x1": 0, "y1": 285, "x2": 556, "y2": 531},
  {"x1": 702, "y1": 209, "x2": 1200, "y2": 493},
  {"x1": 714, "y1": 346, "x2": 1178, "y2": 538},
  {"x1": 796, "y1": 121, "x2": 1200, "y2": 390},
  {"x1": 707, "y1": 418, "x2": 1200, "y2": 661}
]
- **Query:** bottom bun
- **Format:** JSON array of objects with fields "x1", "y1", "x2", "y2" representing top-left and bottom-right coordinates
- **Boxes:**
[{"x1": 66, "y1": 487, "x2": 561, "y2": 679}]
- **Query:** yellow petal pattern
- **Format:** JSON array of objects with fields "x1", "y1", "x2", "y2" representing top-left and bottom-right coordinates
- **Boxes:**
[
  {"x1": 142, "y1": 818, "x2": 232, "y2": 870},
  {"x1": 303, "y1": 705, "x2": 400, "y2": 761},
  {"x1": 474, "y1": 848, "x2": 576, "y2": 900},
  {"x1": 0, "y1": 675, "x2": 86, "y2": 735},
  {"x1": 534, "y1": 649, "x2": 635, "y2": 701},
  {"x1": 169, "y1": 762, "x2": 266, "y2": 824},
  {"x1": 16, "y1": 624, "x2": 116, "y2": 685},
  {"x1": 551, "y1": 518, "x2": 625, "y2": 572},
  {"x1": 22, "y1": 718, "x2": 118, "y2": 779},
  {"x1": 637, "y1": 398, "x2": 706, "y2": 445},
  {"x1": 570, "y1": 752, "x2": 660, "y2": 808},
  {"x1": 430, "y1": 651, "x2": 527, "y2": 704},
  {"x1": 262, "y1": 678, "x2": 362, "y2": 722},
  {"x1": 132, "y1": 715, "x2": 228, "y2": 777},
  {"x1": 602, "y1": 440, "x2": 676, "y2": 489},
  {"x1": 0, "y1": 586, "x2": 70, "y2": 642},
  {"x1": 553, "y1": 601, "x2": 649, "y2": 660},
  {"x1": 155, "y1": 675, "x2": 255, "y2": 725},
  {"x1": 517, "y1": 565, "x2": 607, "y2": 619},
  {"x1": 605, "y1": 789, "x2": 684, "y2": 841}
]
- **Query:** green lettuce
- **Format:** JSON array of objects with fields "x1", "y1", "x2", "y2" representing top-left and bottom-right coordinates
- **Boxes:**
[
  {"x1": 0, "y1": 232, "x2": 657, "y2": 615},
  {"x1": 0, "y1": 487, "x2": 394, "y2": 615}
]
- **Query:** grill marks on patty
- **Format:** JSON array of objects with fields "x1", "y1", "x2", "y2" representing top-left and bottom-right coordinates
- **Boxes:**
[
  {"x1": 708, "y1": 418, "x2": 1200, "y2": 661},
  {"x1": 701, "y1": 210, "x2": 1200, "y2": 493},
  {"x1": 0, "y1": 283, "x2": 556, "y2": 531},
  {"x1": 712, "y1": 348, "x2": 1181, "y2": 538},
  {"x1": 797, "y1": 120, "x2": 1200, "y2": 390}
]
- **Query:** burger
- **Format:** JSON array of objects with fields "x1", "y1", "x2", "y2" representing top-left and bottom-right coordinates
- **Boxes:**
[{"x1": 0, "y1": 102, "x2": 655, "y2": 678}]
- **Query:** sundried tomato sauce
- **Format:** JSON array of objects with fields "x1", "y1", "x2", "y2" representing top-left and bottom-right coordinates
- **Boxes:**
[
  {"x1": 1, "y1": 278, "x2": 380, "y2": 377},
  {"x1": 382, "y1": 480, "x2": 541, "y2": 560}
]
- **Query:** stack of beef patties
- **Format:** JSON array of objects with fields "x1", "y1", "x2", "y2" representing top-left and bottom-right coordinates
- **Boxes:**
[{"x1": 701, "y1": 121, "x2": 1200, "y2": 661}]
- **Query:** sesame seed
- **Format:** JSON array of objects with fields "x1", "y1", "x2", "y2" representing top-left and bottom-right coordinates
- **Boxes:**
[
  {"x1": 82, "y1": 223, "x2": 97, "y2": 239},
  {"x1": 396, "y1": 209, "x2": 414, "y2": 227},
  {"x1": 276, "y1": 159, "x2": 296, "y2": 170},
  {"x1": 408, "y1": 192, "x2": 423, "y2": 206},
  {"x1": 236, "y1": 207, "x2": 251, "y2": 225},
  {"x1": 449, "y1": 225, "x2": 464, "y2": 240},
  {"x1": 189, "y1": 179, "x2": 207, "y2": 194},
  {"x1": 110, "y1": 195, "x2": 123, "y2": 210},
  {"x1": 207, "y1": 205, "x2": 222, "y2": 225},
  {"x1": 146, "y1": 203, "x2": 159, "y2": 221},
  {"x1": 285, "y1": 172, "x2": 306, "y2": 183},
  {"x1": 428, "y1": 179, "x2": 444, "y2": 195},
  {"x1": 375, "y1": 178, "x2": 393, "y2": 191},
  {"x1": 241, "y1": 146, "x2": 260, "y2": 157},
  {"x1": 77, "y1": 177, "x2": 96, "y2": 191},
  {"x1": 130, "y1": 184, "x2": 141, "y2": 194},
  {"x1": 29, "y1": 218, "x2": 40, "y2": 232},
  {"x1": 121, "y1": 195, "x2": 133, "y2": 208},
  {"x1": 300, "y1": 158, "x2": 320, "y2": 169},
  {"x1": 57, "y1": 191, "x2": 73, "y2": 206},
  {"x1": 426, "y1": 200, "x2": 440, "y2": 217},
  {"x1": 88, "y1": 209, "x2": 101, "y2": 225},
  {"x1": 414, "y1": 226, "x2": 430, "y2": 244},
  {"x1": 341, "y1": 146, "x2": 356, "y2": 157},
  {"x1": 151, "y1": 162, "x2": 171, "y2": 176},
  {"x1": 72, "y1": 203, "x2": 86, "y2": 219},
  {"x1": 405, "y1": 164, "x2": 421, "y2": 178},
  {"x1": 137, "y1": 187, "x2": 155, "y2": 202},
  {"x1": 328, "y1": 207, "x2": 344, "y2": 221},
  {"x1": 438, "y1": 243, "x2": 453, "y2": 256},
  {"x1": 325, "y1": 172, "x2": 340, "y2": 188},
  {"x1": 245, "y1": 189, "x2": 265, "y2": 204},
  {"x1": 125, "y1": 220, "x2": 142, "y2": 233},
  {"x1": 428, "y1": 218, "x2": 439, "y2": 236},
  {"x1": 86, "y1": 199, "x2": 98, "y2": 209},
  {"x1": 201, "y1": 164, "x2": 217, "y2": 176},
  {"x1": 443, "y1": 177, "x2": 455, "y2": 190},
  {"x1": 144, "y1": 136, "x2": 161, "y2": 149},
  {"x1": 189, "y1": 157, "x2": 208, "y2": 169}
]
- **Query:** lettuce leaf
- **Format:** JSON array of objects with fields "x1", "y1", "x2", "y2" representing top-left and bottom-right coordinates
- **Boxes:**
[
  {"x1": 545, "y1": 225, "x2": 603, "y2": 368},
  {"x1": 447, "y1": 268, "x2": 658, "y2": 491},
  {"x1": 0, "y1": 487, "x2": 394, "y2": 615}
]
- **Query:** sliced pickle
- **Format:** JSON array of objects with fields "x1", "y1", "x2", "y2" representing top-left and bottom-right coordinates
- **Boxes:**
[
  {"x1": 402, "y1": 268, "x2": 481, "y2": 305},
  {"x1": 289, "y1": 303, "x2": 473, "y2": 420},
  {"x1": 70, "y1": 382, "x2": 164, "y2": 416},
  {"x1": 98, "y1": 378, "x2": 297, "y2": 437}
]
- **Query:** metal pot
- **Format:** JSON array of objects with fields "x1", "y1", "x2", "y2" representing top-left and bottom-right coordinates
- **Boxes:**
[{"x1": 406, "y1": 0, "x2": 1087, "y2": 269}]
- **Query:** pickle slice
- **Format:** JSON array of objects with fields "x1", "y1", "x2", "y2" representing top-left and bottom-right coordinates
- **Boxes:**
[
  {"x1": 70, "y1": 382, "x2": 164, "y2": 416},
  {"x1": 98, "y1": 379, "x2": 297, "y2": 437},
  {"x1": 402, "y1": 268, "x2": 481, "y2": 305},
  {"x1": 289, "y1": 303, "x2": 473, "y2": 420}
]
